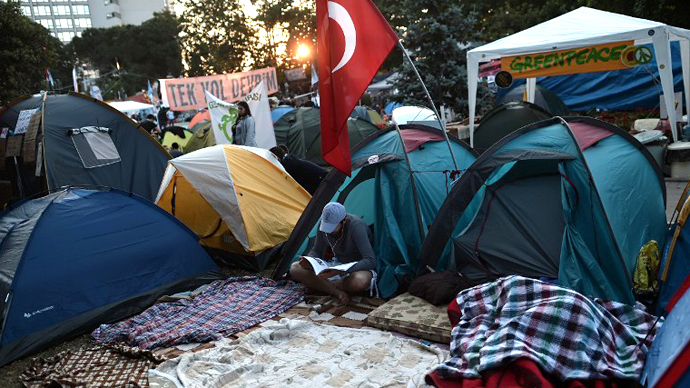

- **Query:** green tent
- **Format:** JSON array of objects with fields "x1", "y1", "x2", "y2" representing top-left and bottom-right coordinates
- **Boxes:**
[
  {"x1": 272, "y1": 125, "x2": 478, "y2": 298},
  {"x1": 273, "y1": 107, "x2": 379, "y2": 166},
  {"x1": 184, "y1": 121, "x2": 215, "y2": 154}
]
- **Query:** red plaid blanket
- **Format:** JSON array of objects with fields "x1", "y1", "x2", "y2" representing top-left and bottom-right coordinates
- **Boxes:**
[
  {"x1": 92, "y1": 277, "x2": 304, "y2": 349},
  {"x1": 433, "y1": 276, "x2": 660, "y2": 382}
]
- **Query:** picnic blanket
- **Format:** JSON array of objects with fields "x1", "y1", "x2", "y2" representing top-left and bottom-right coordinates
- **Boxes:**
[
  {"x1": 148, "y1": 319, "x2": 447, "y2": 388},
  {"x1": 92, "y1": 277, "x2": 304, "y2": 349},
  {"x1": 21, "y1": 344, "x2": 162, "y2": 388},
  {"x1": 432, "y1": 276, "x2": 661, "y2": 382}
]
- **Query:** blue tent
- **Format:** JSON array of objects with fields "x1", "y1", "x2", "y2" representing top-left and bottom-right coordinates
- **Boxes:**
[
  {"x1": 0, "y1": 187, "x2": 221, "y2": 366},
  {"x1": 643, "y1": 272, "x2": 690, "y2": 388},
  {"x1": 271, "y1": 106, "x2": 295, "y2": 123},
  {"x1": 272, "y1": 125, "x2": 477, "y2": 298},
  {"x1": 418, "y1": 117, "x2": 666, "y2": 304},
  {"x1": 496, "y1": 43, "x2": 684, "y2": 111}
]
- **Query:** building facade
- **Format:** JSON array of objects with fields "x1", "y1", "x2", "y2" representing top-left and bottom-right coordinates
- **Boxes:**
[{"x1": 17, "y1": 0, "x2": 169, "y2": 43}]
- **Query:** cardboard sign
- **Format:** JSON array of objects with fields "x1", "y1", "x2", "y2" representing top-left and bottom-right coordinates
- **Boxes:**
[
  {"x1": 6, "y1": 135, "x2": 23, "y2": 157},
  {"x1": 161, "y1": 67, "x2": 279, "y2": 111},
  {"x1": 500, "y1": 41, "x2": 651, "y2": 79},
  {"x1": 14, "y1": 108, "x2": 39, "y2": 134}
]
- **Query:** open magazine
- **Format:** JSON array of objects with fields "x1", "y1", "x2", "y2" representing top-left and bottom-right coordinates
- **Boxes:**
[{"x1": 299, "y1": 256, "x2": 357, "y2": 276}]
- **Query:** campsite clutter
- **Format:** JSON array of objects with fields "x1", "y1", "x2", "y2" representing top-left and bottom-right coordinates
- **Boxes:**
[{"x1": 3, "y1": 3, "x2": 690, "y2": 388}]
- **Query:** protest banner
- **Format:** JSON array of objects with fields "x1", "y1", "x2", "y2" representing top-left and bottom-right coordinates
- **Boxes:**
[
  {"x1": 243, "y1": 81, "x2": 276, "y2": 149},
  {"x1": 162, "y1": 67, "x2": 278, "y2": 111},
  {"x1": 500, "y1": 41, "x2": 654, "y2": 79},
  {"x1": 205, "y1": 90, "x2": 238, "y2": 145}
]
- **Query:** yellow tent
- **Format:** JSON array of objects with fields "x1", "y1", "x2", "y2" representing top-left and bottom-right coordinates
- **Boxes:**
[
  {"x1": 161, "y1": 129, "x2": 193, "y2": 151},
  {"x1": 155, "y1": 145, "x2": 311, "y2": 261}
]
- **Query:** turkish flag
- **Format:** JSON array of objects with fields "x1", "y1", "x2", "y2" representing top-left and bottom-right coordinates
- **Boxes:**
[{"x1": 317, "y1": 0, "x2": 398, "y2": 175}]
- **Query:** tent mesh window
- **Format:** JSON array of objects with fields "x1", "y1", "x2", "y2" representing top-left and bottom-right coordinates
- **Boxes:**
[{"x1": 69, "y1": 126, "x2": 121, "y2": 168}]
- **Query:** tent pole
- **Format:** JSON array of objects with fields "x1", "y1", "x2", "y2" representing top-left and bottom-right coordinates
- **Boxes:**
[
  {"x1": 398, "y1": 41, "x2": 459, "y2": 170},
  {"x1": 394, "y1": 122, "x2": 428, "y2": 244}
]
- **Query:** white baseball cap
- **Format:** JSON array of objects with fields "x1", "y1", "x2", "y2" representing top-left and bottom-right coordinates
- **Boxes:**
[{"x1": 319, "y1": 202, "x2": 346, "y2": 233}]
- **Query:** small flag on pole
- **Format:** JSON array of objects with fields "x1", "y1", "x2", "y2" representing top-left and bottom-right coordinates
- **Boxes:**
[
  {"x1": 45, "y1": 69, "x2": 55, "y2": 89},
  {"x1": 72, "y1": 67, "x2": 79, "y2": 92}
]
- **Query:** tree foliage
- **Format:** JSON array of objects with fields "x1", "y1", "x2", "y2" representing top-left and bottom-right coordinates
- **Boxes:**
[
  {"x1": 71, "y1": 11, "x2": 182, "y2": 100},
  {"x1": 388, "y1": 0, "x2": 486, "y2": 115},
  {"x1": 179, "y1": 0, "x2": 254, "y2": 76},
  {"x1": 0, "y1": 1, "x2": 69, "y2": 105}
]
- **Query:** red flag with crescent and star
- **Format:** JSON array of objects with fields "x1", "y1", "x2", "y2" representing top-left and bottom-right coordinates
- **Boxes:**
[{"x1": 317, "y1": 0, "x2": 398, "y2": 175}]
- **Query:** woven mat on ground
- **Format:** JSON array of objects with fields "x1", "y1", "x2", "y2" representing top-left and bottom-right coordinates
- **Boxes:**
[
  {"x1": 276, "y1": 294, "x2": 385, "y2": 328},
  {"x1": 20, "y1": 344, "x2": 162, "y2": 388},
  {"x1": 367, "y1": 292, "x2": 452, "y2": 343},
  {"x1": 149, "y1": 319, "x2": 447, "y2": 388},
  {"x1": 92, "y1": 277, "x2": 304, "y2": 350},
  {"x1": 433, "y1": 276, "x2": 661, "y2": 382}
]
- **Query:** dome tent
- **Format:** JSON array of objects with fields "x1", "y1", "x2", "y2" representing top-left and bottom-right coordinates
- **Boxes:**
[
  {"x1": 156, "y1": 145, "x2": 311, "y2": 270},
  {"x1": 272, "y1": 125, "x2": 478, "y2": 298},
  {"x1": 273, "y1": 107, "x2": 378, "y2": 166},
  {"x1": 0, "y1": 92, "x2": 170, "y2": 202},
  {"x1": 418, "y1": 117, "x2": 666, "y2": 304},
  {"x1": 473, "y1": 101, "x2": 552, "y2": 153},
  {"x1": 0, "y1": 187, "x2": 220, "y2": 366}
]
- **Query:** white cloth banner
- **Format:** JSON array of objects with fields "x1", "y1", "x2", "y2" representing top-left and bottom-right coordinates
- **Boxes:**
[
  {"x1": 204, "y1": 90, "x2": 238, "y2": 145},
  {"x1": 243, "y1": 81, "x2": 276, "y2": 149}
]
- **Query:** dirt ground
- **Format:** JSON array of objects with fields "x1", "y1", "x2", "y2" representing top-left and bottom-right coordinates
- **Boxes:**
[{"x1": 0, "y1": 260, "x2": 279, "y2": 387}]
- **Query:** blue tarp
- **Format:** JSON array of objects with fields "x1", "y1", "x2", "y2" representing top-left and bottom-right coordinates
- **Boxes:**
[{"x1": 497, "y1": 43, "x2": 684, "y2": 111}]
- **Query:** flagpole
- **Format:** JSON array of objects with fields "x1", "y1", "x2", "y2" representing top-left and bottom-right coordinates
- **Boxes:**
[{"x1": 397, "y1": 41, "x2": 458, "y2": 170}]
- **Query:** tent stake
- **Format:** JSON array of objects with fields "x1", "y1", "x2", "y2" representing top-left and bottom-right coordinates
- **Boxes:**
[{"x1": 398, "y1": 41, "x2": 459, "y2": 171}]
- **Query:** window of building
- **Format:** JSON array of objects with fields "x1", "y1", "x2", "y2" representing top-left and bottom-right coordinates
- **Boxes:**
[
  {"x1": 72, "y1": 5, "x2": 89, "y2": 15},
  {"x1": 53, "y1": 5, "x2": 71, "y2": 15},
  {"x1": 106, "y1": 11, "x2": 121, "y2": 19},
  {"x1": 21, "y1": 6, "x2": 32, "y2": 15},
  {"x1": 74, "y1": 18, "x2": 91, "y2": 28},
  {"x1": 33, "y1": 6, "x2": 51, "y2": 16},
  {"x1": 55, "y1": 18, "x2": 73, "y2": 29},
  {"x1": 38, "y1": 19, "x2": 54, "y2": 29},
  {"x1": 57, "y1": 31, "x2": 75, "y2": 42}
]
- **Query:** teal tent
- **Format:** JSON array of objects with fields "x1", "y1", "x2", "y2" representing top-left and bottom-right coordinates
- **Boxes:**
[
  {"x1": 273, "y1": 107, "x2": 378, "y2": 166},
  {"x1": 272, "y1": 125, "x2": 478, "y2": 298},
  {"x1": 418, "y1": 117, "x2": 666, "y2": 304}
]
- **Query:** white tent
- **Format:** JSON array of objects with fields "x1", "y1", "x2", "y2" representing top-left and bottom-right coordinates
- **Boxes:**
[
  {"x1": 107, "y1": 100, "x2": 154, "y2": 113},
  {"x1": 467, "y1": 7, "x2": 690, "y2": 145}
]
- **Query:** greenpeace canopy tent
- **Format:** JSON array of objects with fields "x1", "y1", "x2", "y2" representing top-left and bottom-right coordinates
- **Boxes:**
[{"x1": 467, "y1": 7, "x2": 690, "y2": 145}]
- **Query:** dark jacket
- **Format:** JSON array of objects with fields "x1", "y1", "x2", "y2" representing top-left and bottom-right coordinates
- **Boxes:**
[{"x1": 281, "y1": 154, "x2": 327, "y2": 194}]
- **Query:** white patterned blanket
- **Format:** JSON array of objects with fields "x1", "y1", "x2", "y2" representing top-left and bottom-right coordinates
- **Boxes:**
[{"x1": 149, "y1": 319, "x2": 447, "y2": 388}]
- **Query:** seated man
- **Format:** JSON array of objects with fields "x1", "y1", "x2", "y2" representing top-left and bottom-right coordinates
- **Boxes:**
[{"x1": 289, "y1": 202, "x2": 376, "y2": 304}]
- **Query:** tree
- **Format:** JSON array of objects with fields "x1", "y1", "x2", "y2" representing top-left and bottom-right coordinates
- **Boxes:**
[
  {"x1": 179, "y1": 0, "x2": 254, "y2": 76},
  {"x1": 390, "y1": 0, "x2": 488, "y2": 116},
  {"x1": 71, "y1": 11, "x2": 182, "y2": 100},
  {"x1": 0, "y1": 1, "x2": 68, "y2": 105},
  {"x1": 251, "y1": 0, "x2": 315, "y2": 95}
]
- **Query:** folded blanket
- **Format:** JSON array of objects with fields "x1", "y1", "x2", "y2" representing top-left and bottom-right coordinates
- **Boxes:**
[
  {"x1": 433, "y1": 276, "x2": 661, "y2": 382},
  {"x1": 92, "y1": 277, "x2": 304, "y2": 349}
]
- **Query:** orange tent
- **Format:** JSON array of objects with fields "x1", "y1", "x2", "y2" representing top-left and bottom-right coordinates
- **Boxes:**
[{"x1": 189, "y1": 110, "x2": 210, "y2": 129}]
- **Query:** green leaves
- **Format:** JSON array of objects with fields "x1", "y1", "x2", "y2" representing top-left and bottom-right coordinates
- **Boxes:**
[{"x1": 0, "y1": 2, "x2": 67, "y2": 104}]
